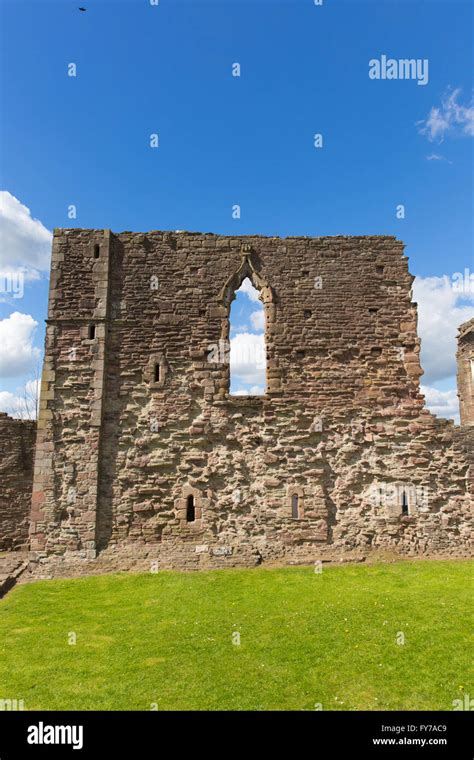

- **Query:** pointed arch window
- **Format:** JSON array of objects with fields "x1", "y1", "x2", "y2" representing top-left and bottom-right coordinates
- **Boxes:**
[
  {"x1": 218, "y1": 249, "x2": 276, "y2": 397},
  {"x1": 228, "y1": 277, "x2": 266, "y2": 395}
]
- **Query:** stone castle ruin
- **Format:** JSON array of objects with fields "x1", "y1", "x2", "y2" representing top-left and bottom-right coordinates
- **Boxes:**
[{"x1": 2, "y1": 229, "x2": 473, "y2": 573}]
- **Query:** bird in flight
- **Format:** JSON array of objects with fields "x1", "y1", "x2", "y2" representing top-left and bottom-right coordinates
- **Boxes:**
[{"x1": 78, "y1": 6, "x2": 87, "y2": 10}]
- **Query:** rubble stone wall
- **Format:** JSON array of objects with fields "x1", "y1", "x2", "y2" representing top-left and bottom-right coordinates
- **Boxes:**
[
  {"x1": 0, "y1": 414, "x2": 36, "y2": 551},
  {"x1": 29, "y1": 230, "x2": 473, "y2": 570}
]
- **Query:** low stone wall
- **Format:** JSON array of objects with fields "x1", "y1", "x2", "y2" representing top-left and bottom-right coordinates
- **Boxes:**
[{"x1": 0, "y1": 414, "x2": 36, "y2": 551}]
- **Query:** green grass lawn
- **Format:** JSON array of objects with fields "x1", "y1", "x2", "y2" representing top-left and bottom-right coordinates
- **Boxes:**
[{"x1": 0, "y1": 560, "x2": 472, "y2": 711}]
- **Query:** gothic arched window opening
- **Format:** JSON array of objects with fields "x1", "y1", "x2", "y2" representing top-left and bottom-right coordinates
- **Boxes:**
[{"x1": 228, "y1": 277, "x2": 266, "y2": 396}]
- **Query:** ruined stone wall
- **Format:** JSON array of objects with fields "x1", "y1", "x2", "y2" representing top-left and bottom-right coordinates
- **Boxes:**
[
  {"x1": 30, "y1": 230, "x2": 473, "y2": 570},
  {"x1": 0, "y1": 414, "x2": 36, "y2": 551},
  {"x1": 457, "y1": 318, "x2": 474, "y2": 426}
]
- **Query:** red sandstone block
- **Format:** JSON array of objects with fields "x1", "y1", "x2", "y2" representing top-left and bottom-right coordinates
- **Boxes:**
[
  {"x1": 30, "y1": 510, "x2": 45, "y2": 521},
  {"x1": 31, "y1": 492, "x2": 44, "y2": 508}
]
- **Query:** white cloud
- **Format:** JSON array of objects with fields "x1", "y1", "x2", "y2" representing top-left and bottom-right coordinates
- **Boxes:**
[
  {"x1": 250, "y1": 308, "x2": 265, "y2": 332},
  {"x1": 230, "y1": 323, "x2": 249, "y2": 335},
  {"x1": 239, "y1": 277, "x2": 261, "y2": 302},
  {"x1": 0, "y1": 191, "x2": 52, "y2": 278},
  {"x1": 425, "y1": 153, "x2": 452, "y2": 164},
  {"x1": 420, "y1": 385, "x2": 459, "y2": 424},
  {"x1": 0, "y1": 312, "x2": 41, "y2": 378},
  {"x1": 417, "y1": 88, "x2": 474, "y2": 142},
  {"x1": 414, "y1": 275, "x2": 474, "y2": 384},
  {"x1": 0, "y1": 378, "x2": 40, "y2": 419},
  {"x1": 230, "y1": 332, "x2": 266, "y2": 387},
  {"x1": 232, "y1": 385, "x2": 265, "y2": 397}
]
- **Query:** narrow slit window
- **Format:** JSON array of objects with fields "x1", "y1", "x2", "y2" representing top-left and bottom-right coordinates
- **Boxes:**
[
  {"x1": 154, "y1": 363, "x2": 160, "y2": 383},
  {"x1": 291, "y1": 494, "x2": 299, "y2": 519},
  {"x1": 93, "y1": 244, "x2": 100, "y2": 259},
  {"x1": 401, "y1": 491, "x2": 409, "y2": 515},
  {"x1": 88, "y1": 324, "x2": 96, "y2": 340},
  {"x1": 186, "y1": 494, "x2": 195, "y2": 523}
]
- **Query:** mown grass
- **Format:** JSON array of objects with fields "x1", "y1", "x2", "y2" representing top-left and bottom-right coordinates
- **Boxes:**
[{"x1": 0, "y1": 560, "x2": 472, "y2": 710}]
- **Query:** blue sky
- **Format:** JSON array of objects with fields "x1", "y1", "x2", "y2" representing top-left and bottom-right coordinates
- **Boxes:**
[{"x1": 0, "y1": 0, "x2": 473, "y2": 413}]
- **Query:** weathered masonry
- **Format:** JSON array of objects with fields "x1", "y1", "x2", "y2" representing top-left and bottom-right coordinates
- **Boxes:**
[
  {"x1": 457, "y1": 318, "x2": 474, "y2": 427},
  {"x1": 0, "y1": 414, "x2": 36, "y2": 551},
  {"x1": 29, "y1": 230, "x2": 473, "y2": 570}
]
